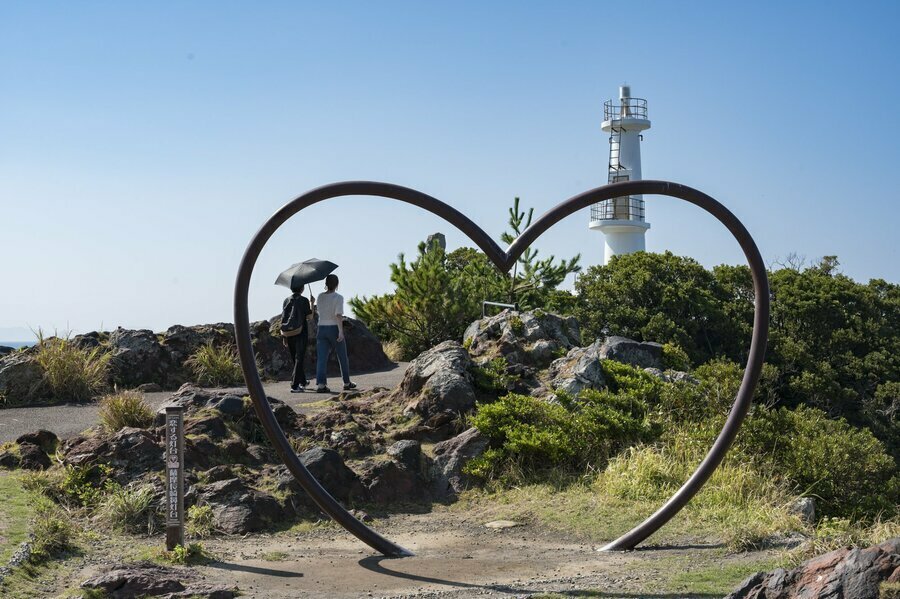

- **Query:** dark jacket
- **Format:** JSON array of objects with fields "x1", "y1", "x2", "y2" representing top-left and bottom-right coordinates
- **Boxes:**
[{"x1": 281, "y1": 293, "x2": 311, "y2": 337}]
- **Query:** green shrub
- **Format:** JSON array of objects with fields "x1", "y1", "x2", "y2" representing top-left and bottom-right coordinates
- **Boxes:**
[
  {"x1": 508, "y1": 315, "x2": 525, "y2": 335},
  {"x1": 467, "y1": 389, "x2": 658, "y2": 480},
  {"x1": 158, "y1": 542, "x2": 209, "y2": 565},
  {"x1": 187, "y1": 504, "x2": 216, "y2": 538},
  {"x1": 473, "y1": 357, "x2": 517, "y2": 393},
  {"x1": 185, "y1": 342, "x2": 244, "y2": 387},
  {"x1": 736, "y1": 405, "x2": 899, "y2": 519},
  {"x1": 36, "y1": 464, "x2": 116, "y2": 508},
  {"x1": 97, "y1": 484, "x2": 157, "y2": 533},
  {"x1": 661, "y1": 342, "x2": 692, "y2": 372},
  {"x1": 97, "y1": 390, "x2": 154, "y2": 432},
  {"x1": 30, "y1": 503, "x2": 76, "y2": 563},
  {"x1": 33, "y1": 331, "x2": 110, "y2": 402}
]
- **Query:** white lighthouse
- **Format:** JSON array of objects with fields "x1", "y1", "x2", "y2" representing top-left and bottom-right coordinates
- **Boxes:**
[{"x1": 589, "y1": 85, "x2": 651, "y2": 265}]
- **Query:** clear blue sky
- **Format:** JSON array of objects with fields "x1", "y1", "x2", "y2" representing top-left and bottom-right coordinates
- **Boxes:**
[{"x1": 2, "y1": 1, "x2": 899, "y2": 341}]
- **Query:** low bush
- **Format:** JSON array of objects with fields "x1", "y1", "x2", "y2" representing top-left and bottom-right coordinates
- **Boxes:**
[
  {"x1": 30, "y1": 503, "x2": 76, "y2": 563},
  {"x1": 34, "y1": 331, "x2": 110, "y2": 402},
  {"x1": 472, "y1": 357, "x2": 517, "y2": 394},
  {"x1": 661, "y1": 342, "x2": 692, "y2": 372},
  {"x1": 735, "y1": 405, "x2": 900, "y2": 519},
  {"x1": 97, "y1": 484, "x2": 157, "y2": 533},
  {"x1": 466, "y1": 388, "x2": 658, "y2": 481},
  {"x1": 187, "y1": 504, "x2": 216, "y2": 538},
  {"x1": 97, "y1": 390, "x2": 154, "y2": 432},
  {"x1": 185, "y1": 342, "x2": 244, "y2": 387}
]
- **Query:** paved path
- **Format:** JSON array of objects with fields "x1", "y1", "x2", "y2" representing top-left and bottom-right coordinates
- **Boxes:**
[{"x1": 0, "y1": 363, "x2": 409, "y2": 444}]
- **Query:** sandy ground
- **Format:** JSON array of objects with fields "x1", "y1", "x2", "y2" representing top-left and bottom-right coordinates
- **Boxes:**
[{"x1": 0, "y1": 363, "x2": 409, "y2": 444}]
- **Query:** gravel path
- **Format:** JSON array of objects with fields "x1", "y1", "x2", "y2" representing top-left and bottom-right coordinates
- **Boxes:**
[{"x1": 0, "y1": 363, "x2": 409, "y2": 443}]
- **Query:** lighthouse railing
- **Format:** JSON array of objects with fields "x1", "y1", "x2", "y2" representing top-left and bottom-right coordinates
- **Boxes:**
[
  {"x1": 591, "y1": 197, "x2": 646, "y2": 222},
  {"x1": 604, "y1": 98, "x2": 648, "y2": 121}
]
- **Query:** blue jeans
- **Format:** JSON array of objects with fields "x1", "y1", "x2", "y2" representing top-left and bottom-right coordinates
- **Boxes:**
[{"x1": 316, "y1": 325, "x2": 351, "y2": 386}]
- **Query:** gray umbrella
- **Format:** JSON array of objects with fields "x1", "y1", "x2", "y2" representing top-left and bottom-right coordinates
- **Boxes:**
[{"x1": 275, "y1": 258, "x2": 338, "y2": 292}]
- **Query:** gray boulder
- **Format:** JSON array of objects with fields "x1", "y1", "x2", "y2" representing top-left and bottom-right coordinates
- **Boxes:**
[
  {"x1": 0, "y1": 345, "x2": 14, "y2": 356},
  {"x1": 644, "y1": 367, "x2": 698, "y2": 384},
  {"x1": 545, "y1": 340, "x2": 607, "y2": 396},
  {"x1": 599, "y1": 336, "x2": 663, "y2": 370},
  {"x1": 199, "y1": 477, "x2": 284, "y2": 534},
  {"x1": 726, "y1": 537, "x2": 900, "y2": 599},
  {"x1": 387, "y1": 440, "x2": 422, "y2": 471},
  {"x1": 400, "y1": 341, "x2": 476, "y2": 417},
  {"x1": 463, "y1": 310, "x2": 581, "y2": 368},
  {"x1": 0, "y1": 352, "x2": 46, "y2": 405},
  {"x1": 430, "y1": 427, "x2": 489, "y2": 501},
  {"x1": 80, "y1": 562, "x2": 185, "y2": 597},
  {"x1": 108, "y1": 328, "x2": 166, "y2": 388}
]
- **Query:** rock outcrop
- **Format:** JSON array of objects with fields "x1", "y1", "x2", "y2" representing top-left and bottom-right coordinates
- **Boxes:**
[
  {"x1": 0, "y1": 351, "x2": 46, "y2": 405},
  {"x1": 79, "y1": 561, "x2": 236, "y2": 598},
  {"x1": 543, "y1": 339, "x2": 608, "y2": 396},
  {"x1": 430, "y1": 427, "x2": 489, "y2": 501},
  {"x1": 399, "y1": 341, "x2": 476, "y2": 418},
  {"x1": 598, "y1": 336, "x2": 664, "y2": 370},
  {"x1": 726, "y1": 537, "x2": 900, "y2": 599},
  {"x1": 464, "y1": 309, "x2": 581, "y2": 369}
]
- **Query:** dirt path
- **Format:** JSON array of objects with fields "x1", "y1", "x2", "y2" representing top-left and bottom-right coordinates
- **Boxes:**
[{"x1": 0, "y1": 363, "x2": 409, "y2": 444}]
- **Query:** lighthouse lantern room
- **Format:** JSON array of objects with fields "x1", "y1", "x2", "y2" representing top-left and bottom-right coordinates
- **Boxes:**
[{"x1": 589, "y1": 85, "x2": 651, "y2": 265}]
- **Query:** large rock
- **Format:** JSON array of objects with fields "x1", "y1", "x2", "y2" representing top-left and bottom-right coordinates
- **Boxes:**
[
  {"x1": 80, "y1": 562, "x2": 185, "y2": 597},
  {"x1": 63, "y1": 427, "x2": 161, "y2": 481},
  {"x1": 274, "y1": 447, "x2": 367, "y2": 515},
  {"x1": 0, "y1": 345, "x2": 14, "y2": 356},
  {"x1": 199, "y1": 477, "x2": 284, "y2": 534},
  {"x1": 399, "y1": 341, "x2": 476, "y2": 418},
  {"x1": 17, "y1": 442, "x2": 51, "y2": 470},
  {"x1": 108, "y1": 328, "x2": 166, "y2": 388},
  {"x1": 430, "y1": 427, "x2": 489, "y2": 501},
  {"x1": 726, "y1": 537, "x2": 900, "y2": 599},
  {"x1": 0, "y1": 352, "x2": 46, "y2": 405},
  {"x1": 544, "y1": 339, "x2": 607, "y2": 396},
  {"x1": 464, "y1": 310, "x2": 581, "y2": 368},
  {"x1": 359, "y1": 459, "x2": 424, "y2": 504},
  {"x1": 599, "y1": 336, "x2": 663, "y2": 370},
  {"x1": 159, "y1": 323, "x2": 235, "y2": 387}
]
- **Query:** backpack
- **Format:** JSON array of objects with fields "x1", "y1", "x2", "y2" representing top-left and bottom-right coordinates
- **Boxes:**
[{"x1": 280, "y1": 294, "x2": 310, "y2": 337}]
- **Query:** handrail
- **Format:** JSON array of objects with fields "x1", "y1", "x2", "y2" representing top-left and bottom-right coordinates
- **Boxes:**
[
  {"x1": 604, "y1": 98, "x2": 648, "y2": 121},
  {"x1": 482, "y1": 300, "x2": 518, "y2": 317}
]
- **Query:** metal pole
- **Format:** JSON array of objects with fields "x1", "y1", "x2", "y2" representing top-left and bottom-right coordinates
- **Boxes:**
[{"x1": 165, "y1": 406, "x2": 185, "y2": 551}]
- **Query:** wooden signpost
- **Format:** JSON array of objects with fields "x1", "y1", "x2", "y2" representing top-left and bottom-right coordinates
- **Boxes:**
[{"x1": 165, "y1": 405, "x2": 185, "y2": 550}]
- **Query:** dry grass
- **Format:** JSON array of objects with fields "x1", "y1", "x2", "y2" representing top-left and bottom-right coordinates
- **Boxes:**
[
  {"x1": 33, "y1": 330, "x2": 110, "y2": 402},
  {"x1": 185, "y1": 342, "x2": 244, "y2": 387},
  {"x1": 97, "y1": 390, "x2": 154, "y2": 432}
]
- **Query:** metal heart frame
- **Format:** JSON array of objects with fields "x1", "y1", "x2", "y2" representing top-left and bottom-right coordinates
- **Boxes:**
[{"x1": 233, "y1": 179, "x2": 769, "y2": 557}]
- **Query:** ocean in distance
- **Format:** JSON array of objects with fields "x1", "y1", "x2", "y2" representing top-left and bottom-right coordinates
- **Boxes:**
[{"x1": 0, "y1": 341, "x2": 35, "y2": 349}]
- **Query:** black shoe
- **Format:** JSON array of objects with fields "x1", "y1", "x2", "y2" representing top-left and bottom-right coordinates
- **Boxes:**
[
  {"x1": 290, "y1": 386, "x2": 305, "y2": 393},
  {"x1": 343, "y1": 382, "x2": 357, "y2": 390},
  {"x1": 316, "y1": 386, "x2": 331, "y2": 393}
]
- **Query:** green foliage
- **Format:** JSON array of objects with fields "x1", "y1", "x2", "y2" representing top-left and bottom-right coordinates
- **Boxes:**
[
  {"x1": 466, "y1": 389, "x2": 657, "y2": 480},
  {"x1": 34, "y1": 464, "x2": 116, "y2": 508},
  {"x1": 33, "y1": 330, "x2": 110, "y2": 402},
  {"x1": 97, "y1": 390, "x2": 154, "y2": 432},
  {"x1": 158, "y1": 542, "x2": 209, "y2": 565},
  {"x1": 185, "y1": 342, "x2": 244, "y2": 387},
  {"x1": 661, "y1": 343, "x2": 691, "y2": 371},
  {"x1": 97, "y1": 484, "x2": 157, "y2": 533},
  {"x1": 472, "y1": 357, "x2": 517, "y2": 393},
  {"x1": 351, "y1": 197, "x2": 580, "y2": 358},
  {"x1": 187, "y1": 504, "x2": 216, "y2": 538},
  {"x1": 736, "y1": 405, "x2": 899, "y2": 519},
  {"x1": 29, "y1": 503, "x2": 76, "y2": 563}
]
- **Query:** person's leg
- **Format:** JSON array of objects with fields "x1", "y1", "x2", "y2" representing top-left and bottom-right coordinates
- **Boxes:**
[
  {"x1": 335, "y1": 338, "x2": 351, "y2": 385},
  {"x1": 286, "y1": 336, "x2": 301, "y2": 389},
  {"x1": 315, "y1": 331, "x2": 330, "y2": 387},
  {"x1": 297, "y1": 334, "x2": 309, "y2": 386}
]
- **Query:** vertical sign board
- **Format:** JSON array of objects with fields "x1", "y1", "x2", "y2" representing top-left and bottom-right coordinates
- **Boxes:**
[{"x1": 165, "y1": 406, "x2": 185, "y2": 550}]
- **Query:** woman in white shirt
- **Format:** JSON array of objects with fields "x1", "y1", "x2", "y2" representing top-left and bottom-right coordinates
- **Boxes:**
[{"x1": 314, "y1": 274, "x2": 357, "y2": 392}]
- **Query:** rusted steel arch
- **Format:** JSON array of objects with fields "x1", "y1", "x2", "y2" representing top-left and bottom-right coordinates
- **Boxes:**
[{"x1": 233, "y1": 179, "x2": 769, "y2": 556}]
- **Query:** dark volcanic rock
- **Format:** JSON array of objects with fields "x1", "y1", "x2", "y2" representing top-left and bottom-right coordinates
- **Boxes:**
[
  {"x1": 399, "y1": 341, "x2": 476, "y2": 418},
  {"x1": 430, "y1": 427, "x2": 489, "y2": 501},
  {"x1": 298, "y1": 447, "x2": 366, "y2": 501},
  {"x1": 199, "y1": 477, "x2": 284, "y2": 534},
  {"x1": 16, "y1": 429, "x2": 58, "y2": 452},
  {"x1": 108, "y1": 328, "x2": 166, "y2": 388},
  {"x1": 598, "y1": 336, "x2": 663, "y2": 370},
  {"x1": 80, "y1": 562, "x2": 185, "y2": 597},
  {"x1": 185, "y1": 415, "x2": 228, "y2": 439},
  {"x1": 0, "y1": 345, "x2": 14, "y2": 356},
  {"x1": 64, "y1": 427, "x2": 161, "y2": 480},
  {"x1": 17, "y1": 442, "x2": 51, "y2": 470},
  {"x1": 387, "y1": 440, "x2": 422, "y2": 471},
  {"x1": 726, "y1": 537, "x2": 900, "y2": 599},
  {"x1": 0, "y1": 352, "x2": 46, "y2": 405},
  {"x1": 359, "y1": 459, "x2": 424, "y2": 504}
]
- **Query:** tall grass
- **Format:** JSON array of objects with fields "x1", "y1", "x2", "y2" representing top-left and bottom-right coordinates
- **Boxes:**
[
  {"x1": 33, "y1": 330, "x2": 110, "y2": 402},
  {"x1": 185, "y1": 342, "x2": 244, "y2": 387},
  {"x1": 97, "y1": 390, "x2": 154, "y2": 432},
  {"x1": 97, "y1": 484, "x2": 157, "y2": 534}
]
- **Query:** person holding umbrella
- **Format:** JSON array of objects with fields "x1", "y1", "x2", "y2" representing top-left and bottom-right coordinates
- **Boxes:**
[
  {"x1": 279, "y1": 286, "x2": 313, "y2": 392},
  {"x1": 314, "y1": 273, "x2": 356, "y2": 393},
  {"x1": 275, "y1": 258, "x2": 340, "y2": 392}
]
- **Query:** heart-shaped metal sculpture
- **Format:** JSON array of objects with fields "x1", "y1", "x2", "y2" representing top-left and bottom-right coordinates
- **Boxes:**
[{"x1": 233, "y1": 179, "x2": 769, "y2": 556}]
